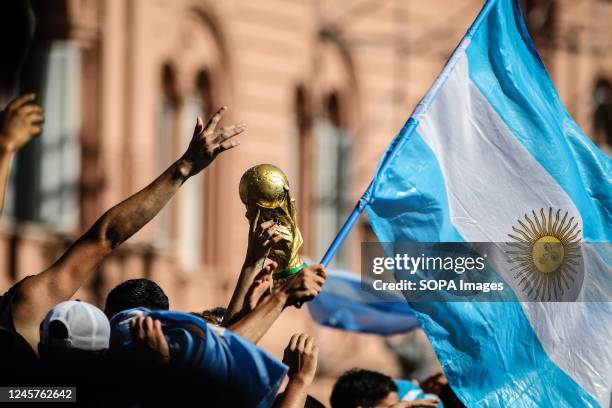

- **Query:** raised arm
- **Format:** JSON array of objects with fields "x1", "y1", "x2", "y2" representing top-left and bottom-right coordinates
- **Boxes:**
[
  {"x1": 0, "y1": 94, "x2": 43, "y2": 215},
  {"x1": 223, "y1": 210, "x2": 284, "y2": 324},
  {"x1": 228, "y1": 264, "x2": 327, "y2": 344},
  {"x1": 12, "y1": 106, "x2": 244, "y2": 350},
  {"x1": 275, "y1": 333, "x2": 319, "y2": 408}
]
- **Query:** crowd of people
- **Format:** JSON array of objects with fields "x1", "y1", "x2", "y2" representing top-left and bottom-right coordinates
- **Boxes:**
[{"x1": 0, "y1": 94, "x2": 459, "y2": 407}]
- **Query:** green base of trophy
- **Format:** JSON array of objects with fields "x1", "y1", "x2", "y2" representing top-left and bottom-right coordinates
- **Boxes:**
[{"x1": 272, "y1": 263, "x2": 307, "y2": 291}]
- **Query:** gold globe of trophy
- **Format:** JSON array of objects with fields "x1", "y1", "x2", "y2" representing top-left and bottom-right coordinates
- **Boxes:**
[{"x1": 239, "y1": 164, "x2": 306, "y2": 291}]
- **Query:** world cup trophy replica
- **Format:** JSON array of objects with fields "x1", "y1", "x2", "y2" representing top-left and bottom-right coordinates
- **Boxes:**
[{"x1": 239, "y1": 164, "x2": 306, "y2": 290}]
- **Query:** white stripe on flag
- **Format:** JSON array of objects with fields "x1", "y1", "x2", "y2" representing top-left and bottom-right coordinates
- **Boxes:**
[{"x1": 416, "y1": 52, "x2": 611, "y2": 406}]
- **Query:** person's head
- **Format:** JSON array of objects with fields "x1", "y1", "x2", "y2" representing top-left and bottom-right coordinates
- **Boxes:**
[
  {"x1": 330, "y1": 369, "x2": 398, "y2": 408},
  {"x1": 191, "y1": 307, "x2": 226, "y2": 326},
  {"x1": 38, "y1": 300, "x2": 110, "y2": 361},
  {"x1": 104, "y1": 279, "x2": 169, "y2": 319}
]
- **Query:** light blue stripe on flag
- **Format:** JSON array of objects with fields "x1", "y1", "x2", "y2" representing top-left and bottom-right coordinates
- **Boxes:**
[{"x1": 465, "y1": 0, "x2": 611, "y2": 242}]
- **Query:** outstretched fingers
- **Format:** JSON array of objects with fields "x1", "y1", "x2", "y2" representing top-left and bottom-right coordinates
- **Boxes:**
[
  {"x1": 205, "y1": 106, "x2": 227, "y2": 131},
  {"x1": 215, "y1": 139, "x2": 240, "y2": 154},
  {"x1": 201, "y1": 106, "x2": 245, "y2": 155},
  {"x1": 181, "y1": 106, "x2": 244, "y2": 175},
  {"x1": 212, "y1": 123, "x2": 246, "y2": 144}
]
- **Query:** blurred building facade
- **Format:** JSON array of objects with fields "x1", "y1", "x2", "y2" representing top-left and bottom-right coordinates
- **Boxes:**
[{"x1": 0, "y1": 0, "x2": 610, "y2": 403}]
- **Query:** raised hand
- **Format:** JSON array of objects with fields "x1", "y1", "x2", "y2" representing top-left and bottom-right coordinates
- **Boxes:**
[
  {"x1": 281, "y1": 264, "x2": 328, "y2": 308},
  {"x1": 419, "y1": 372, "x2": 447, "y2": 395},
  {"x1": 283, "y1": 333, "x2": 319, "y2": 385},
  {"x1": 222, "y1": 209, "x2": 283, "y2": 325},
  {"x1": 181, "y1": 106, "x2": 245, "y2": 177},
  {"x1": 246, "y1": 208, "x2": 286, "y2": 262},
  {"x1": 243, "y1": 261, "x2": 276, "y2": 313},
  {"x1": 8, "y1": 105, "x2": 242, "y2": 351},
  {"x1": 226, "y1": 265, "x2": 327, "y2": 344},
  {"x1": 0, "y1": 93, "x2": 43, "y2": 153}
]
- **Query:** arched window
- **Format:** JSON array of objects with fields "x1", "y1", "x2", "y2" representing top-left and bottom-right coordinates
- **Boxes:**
[
  {"x1": 312, "y1": 91, "x2": 353, "y2": 267},
  {"x1": 196, "y1": 69, "x2": 214, "y2": 118},
  {"x1": 306, "y1": 35, "x2": 358, "y2": 268},
  {"x1": 176, "y1": 86, "x2": 205, "y2": 270},
  {"x1": 155, "y1": 7, "x2": 230, "y2": 271},
  {"x1": 175, "y1": 67, "x2": 217, "y2": 269},
  {"x1": 195, "y1": 68, "x2": 220, "y2": 263},
  {"x1": 294, "y1": 85, "x2": 313, "y2": 253},
  {"x1": 6, "y1": 39, "x2": 81, "y2": 231},
  {"x1": 154, "y1": 63, "x2": 180, "y2": 246}
]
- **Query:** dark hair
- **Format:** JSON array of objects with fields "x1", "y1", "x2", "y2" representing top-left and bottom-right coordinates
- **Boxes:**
[
  {"x1": 104, "y1": 279, "x2": 169, "y2": 318},
  {"x1": 48, "y1": 320, "x2": 69, "y2": 340},
  {"x1": 330, "y1": 369, "x2": 398, "y2": 408},
  {"x1": 191, "y1": 307, "x2": 226, "y2": 326},
  {"x1": 305, "y1": 395, "x2": 326, "y2": 408},
  {"x1": 274, "y1": 393, "x2": 325, "y2": 408}
]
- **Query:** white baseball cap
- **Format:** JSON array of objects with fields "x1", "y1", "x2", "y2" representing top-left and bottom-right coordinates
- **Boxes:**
[{"x1": 40, "y1": 300, "x2": 110, "y2": 351}]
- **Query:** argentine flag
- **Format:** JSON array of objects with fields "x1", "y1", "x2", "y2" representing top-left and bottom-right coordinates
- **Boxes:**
[{"x1": 338, "y1": 0, "x2": 611, "y2": 406}]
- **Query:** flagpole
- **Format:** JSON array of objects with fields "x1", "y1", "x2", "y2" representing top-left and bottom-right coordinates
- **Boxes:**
[
  {"x1": 319, "y1": 194, "x2": 370, "y2": 267},
  {"x1": 319, "y1": 0, "x2": 497, "y2": 266},
  {"x1": 320, "y1": 117, "x2": 419, "y2": 266}
]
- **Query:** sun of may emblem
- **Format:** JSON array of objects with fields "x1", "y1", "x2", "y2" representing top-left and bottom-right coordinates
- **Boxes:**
[{"x1": 506, "y1": 208, "x2": 581, "y2": 301}]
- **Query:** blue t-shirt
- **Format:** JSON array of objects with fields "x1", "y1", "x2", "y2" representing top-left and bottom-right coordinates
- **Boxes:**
[{"x1": 110, "y1": 308, "x2": 288, "y2": 408}]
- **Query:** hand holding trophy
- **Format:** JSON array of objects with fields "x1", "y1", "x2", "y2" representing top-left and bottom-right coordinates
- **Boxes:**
[{"x1": 239, "y1": 164, "x2": 306, "y2": 291}]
